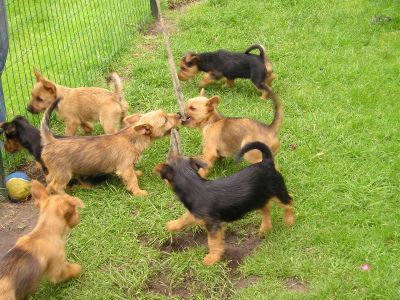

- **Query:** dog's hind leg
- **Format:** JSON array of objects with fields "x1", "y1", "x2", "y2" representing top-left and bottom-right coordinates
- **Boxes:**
[
  {"x1": 116, "y1": 166, "x2": 147, "y2": 196},
  {"x1": 99, "y1": 111, "x2": 119, "y2": 134},
  {"x1": 272, "y1": 196, "x2": 295, "y2": 227},
  {"x1": 203, "y1": 223, "x2": 225, "y2": 266},
  {"x1": 259, "y1": 201, "x2": 273, "y2": 236},
  {"x1": 166, "y1": 211, "x2": 204, "y2": 232},
  {"x1": 240, "y1": 139, "x2": 263, "y2": 164}
]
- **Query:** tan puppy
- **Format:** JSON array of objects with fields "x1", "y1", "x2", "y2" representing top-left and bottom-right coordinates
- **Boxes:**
[
  {"x1": 40, "y1": 100, "x2": 181, "y2": 195},
  {"x1": 182, "y1": 88, "x2": 283, "y2": 177},
  {"x1": 27, "y1": 71, "x2": 129, "y2": 135},
  {"x1": 0, "y1": 180, "x2": 84, "y2": 300}
]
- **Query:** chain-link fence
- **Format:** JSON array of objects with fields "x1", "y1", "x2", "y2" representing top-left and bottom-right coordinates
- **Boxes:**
[{"x1": 0, "y1": 0, "x2": 156, "y2": 178}]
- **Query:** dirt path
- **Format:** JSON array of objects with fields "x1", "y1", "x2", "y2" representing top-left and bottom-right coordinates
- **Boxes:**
[{"x1": 0, "y1": 200, "x2": 37, "y2": 257}]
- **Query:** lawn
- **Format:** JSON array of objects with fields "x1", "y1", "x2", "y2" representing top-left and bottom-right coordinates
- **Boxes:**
[{"x1": 5, "y1": 0, "x2": 400, "y2": 298}]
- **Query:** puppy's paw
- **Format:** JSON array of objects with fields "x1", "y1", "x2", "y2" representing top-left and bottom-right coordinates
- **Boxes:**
[
  {"x1": 133, "y1": 189, "x2": 148, "y2": 196},
  {"x1": 68, "y1": 263, "x2": 83, "y2": 278},
  {"x1": 198, "y1": 168, "x2": 209, "y2": 178},
  {"x1": 284, "y1": 212, "x2": 295, "y2": 227},
  {"x1": 135, "y1": 170, "x2": 143, "y2": 177},
  {"x1": 166, "y1": 220, "x2": 182, "y2": 232},
  {"x1": 259, "y1": 223, "x2": 273, "y2": 237},
  {"x1": 202, "y1": 254, "x2": 221, "y2": 266}
]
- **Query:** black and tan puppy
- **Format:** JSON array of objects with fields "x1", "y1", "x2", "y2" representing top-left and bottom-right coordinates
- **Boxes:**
[
  {"x1": 178, "y1": 44, "x2": 275, "y2": 98},
  {"x1": 156, "y1": 142, "x2": 295, "y2": 266},
  {"x1": 0, "y1": 116, "x2": 51, "y2": 169},
  {"x1": 0, "y1": 180, "x2": 84, "y2": 300}
]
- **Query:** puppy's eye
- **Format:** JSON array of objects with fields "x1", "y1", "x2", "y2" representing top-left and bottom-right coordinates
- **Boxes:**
[
  {"x1": 187, "y1": 61, "x2": 193, "y2": 67},
  {"x1": 37, "y1": 97, "x2": 44, "y2": 102},
  {"x1": 189, "y1": 106, "x2": 196, "y2": 111}
]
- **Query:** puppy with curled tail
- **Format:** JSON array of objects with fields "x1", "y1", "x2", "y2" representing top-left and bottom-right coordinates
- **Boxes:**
[{"x1": 156, "y1": 141, "x2": 295, "y2": 266}]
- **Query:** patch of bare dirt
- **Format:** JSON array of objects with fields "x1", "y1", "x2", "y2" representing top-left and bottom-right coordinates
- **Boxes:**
[
  {"x1": 146, "y1": 268, "x2": 195, "y2": 299},
  {"x1": 144, "y1": 227, "x2": 263, "y2": 298},
  {"x1": 144, "y1": 19, "x2": 178, "y2": 36},
  {"x1": 14, "y1": 160, "x2": 46, "y2": 184},
  {"x1": 0, "y1": 200, "x2": 37, "y2": 257},
  {"x1": 233, "y1": 275, "x2": 261, "y2": 289},
  {"x1": 168, "y1": 0, "x2": 201, "y2": 10},
  {"x1": 283, "y1": 277, "x2": 310, "y2": 292}
]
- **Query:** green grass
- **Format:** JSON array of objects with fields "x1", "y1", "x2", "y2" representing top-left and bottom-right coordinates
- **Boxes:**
[
  {"x1": 13, "y1": 0, "x2": 400, "y2": 298},
  {"x1": 2, "y1": 0, "x2": 152, "y2": 168}
]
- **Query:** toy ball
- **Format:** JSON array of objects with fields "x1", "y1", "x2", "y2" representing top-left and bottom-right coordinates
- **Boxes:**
[{"x1": 5, "y1": 172, "x2": 32, "y2": 202}]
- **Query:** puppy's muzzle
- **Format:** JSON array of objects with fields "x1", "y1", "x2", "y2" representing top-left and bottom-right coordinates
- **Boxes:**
[{"x1": 27, "y1": 104, "x2": 38, "y2": 113}]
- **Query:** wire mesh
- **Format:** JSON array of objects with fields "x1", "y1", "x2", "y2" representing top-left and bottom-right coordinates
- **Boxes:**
[{"x1": 1, "y1": 0, "x2": 152, "y2": 170}]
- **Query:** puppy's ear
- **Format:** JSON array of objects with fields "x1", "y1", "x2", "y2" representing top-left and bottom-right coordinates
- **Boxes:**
[
  {"x1": 41, "y1": 78, "x2": 57, "y2": 95},
  {"x1": 63, "y1": 197, "x2": 84, "y2": 227},
  {"x1": 123, "y1": 114, "x2": 142, "y2": 127},
  {"x1": 31, "y1": 180, "x2": 49, "y2": 208},
  {"x1": 33, "y1": 70, "x2": 43, "y2": 82},
  {"x1": 134, "y1": 124, "x2": 153, "y2": 136},
  {"x1": 154, "y1": 163, "x2": 166, "y2": 174},
  {"x1": 155, "y1": 163, "x2": 174, "y2": 181},
  {"x1": 189, "y1": 158, "x2": 208, "y2": 171},
  {"x1": 186, "y1": 52, "x2": 198, "y2": 64},
  {"x1": 206, "y1": 96, "x2": 220, "y2": 111}
]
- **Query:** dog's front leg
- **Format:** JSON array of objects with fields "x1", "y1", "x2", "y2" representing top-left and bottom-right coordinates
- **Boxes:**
[
  {"x1": 49, "y1": 262, "x2": 83, "y2": 283},
  {"x1": 203, "y1": 223, "x2": 225, "y2": 266},
  {"x1": 116, "y1": 167, "x2": 148, "y2": 196},
  {"x1": 166, "y1": 211, "x2": 203, "y2": 232},
  {"x1": 64, "y1": 120, "x2": 79, "y2": 136}
]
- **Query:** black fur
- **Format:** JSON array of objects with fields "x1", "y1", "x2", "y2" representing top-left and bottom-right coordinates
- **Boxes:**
[
  {"x1": 191, "y1": 44, "x2": 270, "y2": 89},
  {"x1": 158, "y1": 142, "x2": 292, "y2": 225},
  {"x1": 0, "y1": 247, "x2": 43, "y2": 300},
  {"x1": 0, "y1": 116, "x2": 44, "y2": 163}
]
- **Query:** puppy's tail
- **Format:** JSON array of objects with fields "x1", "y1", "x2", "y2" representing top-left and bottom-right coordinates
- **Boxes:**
[
  {"x1": 266, "y1": 85, "x2": 283, "y2": 134},
  {"x1": 40, "y1": 98, "x2": 60, "y2": 145},
  {"x1": 245, "y1": 44, "x2": 273, "y2": 74},
  {"x1": 107, "y1": 72, "x2": 123, "y2": 103},
  {"x1": 245, "y1": 44, "x2": 268, "y2": 62},
  {"x1": 236, "y1": 141, "x2": 274, "y2": 164}
]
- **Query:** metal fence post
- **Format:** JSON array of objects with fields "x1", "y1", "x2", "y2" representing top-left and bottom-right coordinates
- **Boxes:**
[
  {"x1": 0, "y1": 0, "x2": 9, "y2": 201},
  {"x1": 150, "y1": 0, "x2": 159, "y2": 19}
]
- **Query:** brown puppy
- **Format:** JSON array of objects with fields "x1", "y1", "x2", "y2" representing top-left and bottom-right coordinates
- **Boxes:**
[
  {"x1": 0, "y1": 180, "x2": 84, "y2": 300},
  {"x1": 182, "y1": 88, "x2": 283, "y2": 177},
  {"x1": 41, "y1": 99, "x2": 181, "y2": 195},
  {"x1": 27, "y1": 71, "x2": 129, "y2": 135}
]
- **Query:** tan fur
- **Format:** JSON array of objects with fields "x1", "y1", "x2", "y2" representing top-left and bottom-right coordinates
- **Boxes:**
[
  {"x1": 42, "y1": 110, "x2": 180, "y2": 195},
  {"x1": 165, "y1": 211, "x2": 225, "y2": 266},
  {"x1": 27, "y1": 71, "x2": 128, "y2": 135},
  {"x1": 177, "y1": 53, "x2": 199, "y2": 81},
  {"x1": 4, "y1": 139, "x2": 23, "y2": 153},
  {"x1": 0, "y1": 181, "x2": 84, "y2": 299},
  {"x1": 183, "y1": 94, "x2": 281, "y2": 177}
]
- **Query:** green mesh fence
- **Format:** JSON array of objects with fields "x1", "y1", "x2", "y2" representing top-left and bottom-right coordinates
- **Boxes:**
[{"x1": 0, "y1": 0, "x2": 153, "y2": 170}]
